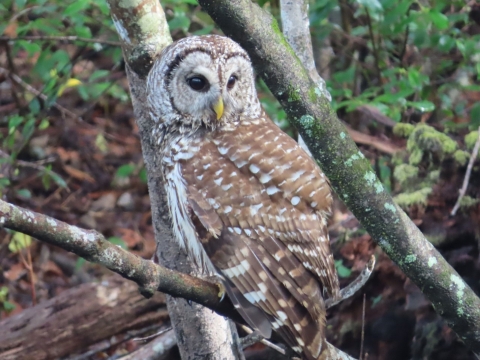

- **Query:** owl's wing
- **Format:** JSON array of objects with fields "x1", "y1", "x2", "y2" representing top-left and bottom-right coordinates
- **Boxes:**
[
  {"x1": 209, "y1": 116, "x2": 340, "y2": 301},
  {"x1": 187, "y1": 185, "x2": 272, "y2": 338},
  {"x1": 181, "y1": 116, "x2": 338, "y2": 359}
]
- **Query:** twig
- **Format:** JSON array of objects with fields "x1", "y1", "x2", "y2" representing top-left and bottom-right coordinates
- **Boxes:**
[
  {"x1": 451, "y1": 126, "x2": 480, "y2": 216},
  {"x1": 325, "y1": 255, "x2": 375, "y2": 309},
  {"x1": 365, "y1": 8, "x2": 382, "y2": 83},
  {"x1": 0, "y1": 35, "x2": 121, "y2": 47},
  {"x1": 0, "y1": 67, "x2": 126, "y2": 143},
  {"x1": 239, "y1": 324, "x2": 285, "y2": 355},
  {"x1": 134, "y1": 326, "x2": 172, "y2": 342},
  {"x1": 0, "y1": 66, "x2": 82, "y2": 121},
  {"x1": 359, "y1": 293, "x2": 366, "y2": 360}
]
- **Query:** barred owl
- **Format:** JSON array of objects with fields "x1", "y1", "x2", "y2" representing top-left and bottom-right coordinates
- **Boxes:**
[{"x1": 147, "y1": 35, "x2": 340, "y2": 360}]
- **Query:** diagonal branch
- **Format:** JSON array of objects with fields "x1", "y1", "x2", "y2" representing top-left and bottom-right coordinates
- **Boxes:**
[
  {"x1": 197, "y1": 0, "x2": 480, "y2": 355},
  {"x1": 0, "y1": 199, "x2": 243, "y2": 324}
]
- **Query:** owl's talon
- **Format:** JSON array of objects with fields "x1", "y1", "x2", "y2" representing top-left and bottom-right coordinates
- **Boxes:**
[{"x1": 216, "y1": 281, "x2": 226, "y2": 302}]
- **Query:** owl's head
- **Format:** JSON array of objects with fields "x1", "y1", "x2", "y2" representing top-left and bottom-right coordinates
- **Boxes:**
[{"x1": 147, "y1": 35, "x2": 261, "y2": 132}]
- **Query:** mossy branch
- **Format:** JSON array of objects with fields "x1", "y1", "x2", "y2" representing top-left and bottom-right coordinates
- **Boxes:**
[
  {"x1": 0, "y1": 199, "x2": 245, "y2": 324},
  {"x1": 198, "y1": 0, "x2": 480, "y2": 355}
]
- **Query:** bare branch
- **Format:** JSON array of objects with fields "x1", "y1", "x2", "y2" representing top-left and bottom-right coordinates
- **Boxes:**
[
  {"x1": 451, "y1": 126, "x2": 480, "y2": 216},
  {"x1": 0, "y1": 199, "x2": 244, "y2": 324},
  {"x1": 0, "y1": 35, "x2": 121, "y2": 46}
]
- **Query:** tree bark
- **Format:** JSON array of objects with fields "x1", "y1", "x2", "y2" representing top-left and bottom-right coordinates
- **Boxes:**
[
  {"x1": 106, "y1": 1, "x2": 241, "y2": 359},
  {"x1": 0, "y1": 275, "x2": 167, "y2": 360}
]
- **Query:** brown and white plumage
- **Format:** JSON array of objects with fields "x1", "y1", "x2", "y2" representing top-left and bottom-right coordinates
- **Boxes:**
[{"x1": 147, "y1": 35, "x2": 340, "y2": 360}]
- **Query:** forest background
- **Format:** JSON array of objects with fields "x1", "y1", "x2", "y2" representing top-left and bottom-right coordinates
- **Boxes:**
[{"x1": 0, "y1": 0, "x2": 480, "y2": 359}]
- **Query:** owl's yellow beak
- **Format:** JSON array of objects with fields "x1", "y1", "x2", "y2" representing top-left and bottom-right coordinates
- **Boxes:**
[{"x1": 213, "y1": 97, "x2": 224, "y2": 120}]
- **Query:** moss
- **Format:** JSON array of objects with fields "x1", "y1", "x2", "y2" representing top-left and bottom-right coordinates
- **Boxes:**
[
  {"x1": 394, "y1": 187, "x2": 432, "y2": 209},
  {"x1": 459, "y1": 196, "x2": 479, "y2": 209},
  {"x1": 393, "y1": 164, "x2": 418, "y2": 186},
  {"x1": 409, "y1": 148, "x2": 424, "y2": 165},
  {"x1": 308, "y1": 86, "x2": 318, "y2": 103},
  {"x1": 428, "y1": 169, "x2": 440, "y2": 182},
  {"x1": 392, "y1": 150, "x2": 408, "y2": 166},
  {"x1": 465, "y1": 131, "x2": 479, "y2": 154},
  {"x1": 407, "y1": 124, "x2": 457, "y2": 162},
  {"x1": 453, "y1": 150, "x2": 470, "y2": 166},
  {"x1": 393, "y1": 123, "x2": 415, "y2": 138},
  {"x1": 270, "y1": 18, "x2": 300, "y2": 60}
]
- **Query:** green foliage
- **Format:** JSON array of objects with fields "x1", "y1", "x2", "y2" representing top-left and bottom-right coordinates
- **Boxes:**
[
  {"x1": 394, "y1": 187, "x2": 432, "y2": 209},
  {"x1": 8, "y1": 232, "x2": 32, "y2": 253},
  {"x1": 407, "y1": 124, "x2": 457, "y2": 165},
  {"x1": 393, "y1": 123, "x2": 415, "y2": 138},
  {"x1": 393, "y1": 164, "x2": 418, "y2": 187},
  {"x1": 453, "y1": 150, "x2": 470, "y2": 166},
  {"x1": 0, "y1": 286, "x2": 16, "y2": 314},
  {"x1": 312, "y1": 0, "x2": 480, "y2": 127},
  {"x1": 335, "y1": 259, "x2": 352, "y2": 278},
  {"x1": 465, "y1": 131, "x2": 479, "y2": 154}
]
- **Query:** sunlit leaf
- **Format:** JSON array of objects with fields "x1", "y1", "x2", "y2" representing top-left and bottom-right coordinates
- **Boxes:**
[
  {"x1": 407, "y1": 100, "x2": 435, "y2": 112},
  {"x1": 57, "y1": 78, "x2": 82, "y2": 96},
  {"x1": 9, "y1": 232, "x2": 32, "y2": 253}
]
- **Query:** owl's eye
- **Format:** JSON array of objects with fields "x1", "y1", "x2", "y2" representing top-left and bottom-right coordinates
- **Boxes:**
[
  {"x1": 227, "y1": 75, "x2": 237, "y2": 90},
  {"x1": 187, "y1": 76, "x2": 208, "y2": 92}
]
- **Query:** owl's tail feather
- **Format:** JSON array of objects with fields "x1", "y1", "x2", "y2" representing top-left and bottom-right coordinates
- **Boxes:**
[{"x1": 221, "y1": 276, "x2": 272, "y2": 338}]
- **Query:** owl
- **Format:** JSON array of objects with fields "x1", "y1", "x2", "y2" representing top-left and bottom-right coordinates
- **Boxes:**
[{"x1": 147, "y1": 35, "x2": 340, "y2": 360}]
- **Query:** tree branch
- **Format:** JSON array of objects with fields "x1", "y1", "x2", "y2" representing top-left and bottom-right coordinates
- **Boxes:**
[
  {"x1": 197, "y1": 0, "x2": 480, "y2": 355},
  {"x1": 0, "y1": 199, "x2": 244, "y2": 324}
]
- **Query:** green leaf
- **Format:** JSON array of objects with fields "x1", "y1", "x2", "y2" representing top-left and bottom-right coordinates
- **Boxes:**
[
  {"x1": 470, "y1": 103, "x2": 480, "y2": 128},
  {"x1": 63, "y1": 0, "x2": 89, "y2": 16},
  {"x1": 75, "y1": 257, "x2": 86, "y2": 271},
  {"x1": 139, "y1": 168, "x2": 148, "y2": 183},
  {"x1": 39, "y1": 119, "x2": 50, "y2": 130},
  {"x1": 407, "y1": 100, "x2": 435, "y2": 112},
  {"x1": 9, "y1": 232, "x2": 32, "y2": 253},
  {"x1": 429, "y1": 10, "x2": 449, "y2": 30},
  {"x1": 15, "y1": 189, "x2": 31, "y2": 199},
  {"x1": 168, "y1": 15, "x2": 191, "y2": 32},
  {"x1": 108, "y1": 236, "x2": 127, "y2": 249},
  {"x1": 335, "y1": 260, "x2": 352, "y2": 278},
  {"x1": 48, "y1": 170, "x2": 68, "y2": 188},
  {"x1": 95, "y1": 133, "x2": 108, "y2": 153},
  {"x1": 15, "y1": 0, "x2": 26, "y2": 8},
  {"x1": 8, "y1": 115, "x2": 24, "y2": 133},
  {"x1": 21, "y1": 117, "x2": 35, "y2": 141},
  {"x1": 0, "y1": 286, "x2": 8, "y2": 300},
  {"x1": 3, "y1": 301, "x2": 16, "y2": 312},
  {"x1": 116, "y1": 164, "x2": 135, "y2": 178}
]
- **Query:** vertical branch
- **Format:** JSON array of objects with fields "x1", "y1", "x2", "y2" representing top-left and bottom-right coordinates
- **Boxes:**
[{"x1": 106, "y1": 1, "x2": 240, "y2": 359}]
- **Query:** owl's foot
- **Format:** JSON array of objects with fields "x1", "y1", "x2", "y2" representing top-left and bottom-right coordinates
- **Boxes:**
[
  {"x1": 216, "y1": 281, "x2": 226, "y2": 302},
  {"x1": 204, "y1": 274, "x2": 226, "y2": 302}
]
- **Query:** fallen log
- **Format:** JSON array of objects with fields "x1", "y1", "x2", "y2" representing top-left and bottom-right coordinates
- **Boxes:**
[{"x1": 0, "y1": 275, "x2": 167, "y2": 360}]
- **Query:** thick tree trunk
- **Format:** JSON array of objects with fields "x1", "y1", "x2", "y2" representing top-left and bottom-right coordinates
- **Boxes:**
[
  {"x1": 106, "y1": 1, "x2": 241, "y2": 359},
  {"x1": 0, "y1": 275, "x2": 167, "y2": 360}
]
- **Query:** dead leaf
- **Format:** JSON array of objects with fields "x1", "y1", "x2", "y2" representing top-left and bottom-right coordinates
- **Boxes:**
[
  {"x1": 63, "y1": 165, "x2": 95, "y2": 183},
  {"x1": 3, "y1": 22, "x2": 18, "y2": 37},
  {"x1": 118, "y1": 228, "x2": 143, "y2": 249},
  {"x1": 41, "y1": 260, "x2": 64, "y2": 277},
  {"x1": 4, "y1": 263, "x2": 26, "y2": 282}
]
